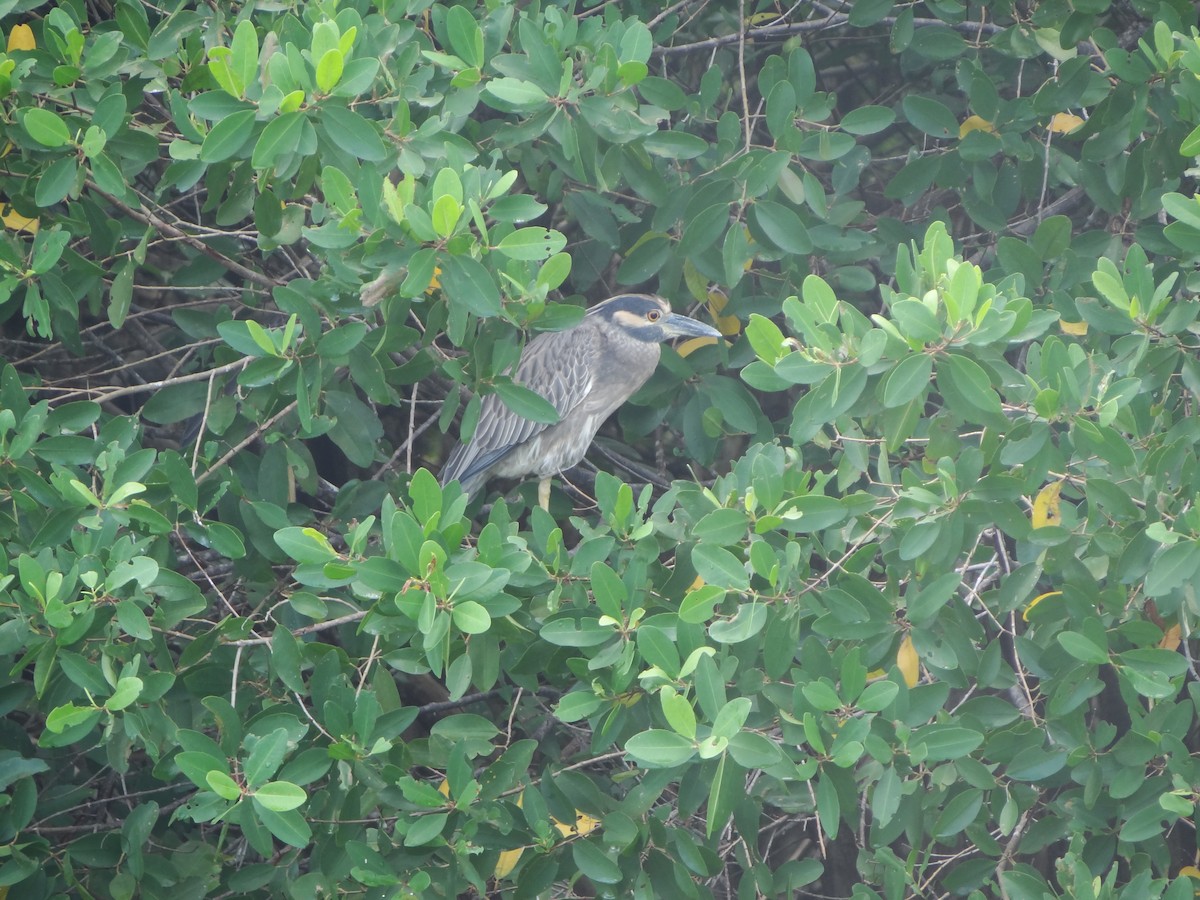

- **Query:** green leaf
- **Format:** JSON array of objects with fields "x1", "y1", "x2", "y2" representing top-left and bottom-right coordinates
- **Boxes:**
[
  {"x1": 937, "y1": 353, "x2": 1003, "y2": 422},
  {"x1": 708, "y1": 603, "x2": 767, "y2": 643},
  {"x1": 1056, "y1": 631, "x2": 1109, "y2": 665},
  {"x1": 690, "y1": 544, "x2": 748, "y2": 590},
  {"x1": 495, "y1": 227, "x2": 566, "y2": 261},
  {"x1": 274, "y1": 526, "x2": 338, "y2": 564},
  {"x1": 643, "y1": 130, "x2": 709, "y2": 159},
  {"x1": 315, "y1": 48, "x2": 344, "y2": 93},
  {"x1": 445, "y1": 5, "x2": 484, "y2": 68},
  {"x1": 108, "y1": 259, "x2": 135, "y2": 330},
  {"x1": 637, "y1": 625, "x2": 679, "y2": 675},
  {"x1": 1092, "y1": 266, "x2": 1129, "y2": 310},
  {"x1": 710, "y1": 697, "x2": 751, "y2": 739},
  {"x1": 243, "y1": 728, "x2": 290, "y2": 788},
  {"x1": 555, "y1": 691, "x2": 605, "y2": 722},
  {"x1": 727, "y1": 731, "x2": 784, "y2": 768},
  {"x1": 933, "y1": 789, "x2": 984, "y2": 838},
  {"x1": 23, "y1": 108, "x2": 72, "y2": 147},
  {"x1": 639, "y1": 76, "x2": 687, "y2": 110},
  {"x1": 207, "y1": 770, "x2": 242, "y2": 801},
  {"x1": 31, "y1": 228, "x2": 70, "y2": 274},
  {"x1": 252, "y1": 804, "x2": 312, "y2": 847},
  {"x1": 1146, "y1": 542, "x2": 1200, "y2": 597},
  {"x1": 483, "y1": 77, "x2": 549, "y2": 110},
  {"x1": 902, "y1": 95, "x2": 958, "y2": 138},
  {"x1": 251, "y1": 111, "x2": 305, "y2": 170},
  {"x1": 493, "y1": 380, "x2": 560, "y2": 424},
  {"x1": 45, "y1": 702, "x2": 100, "y2": 733},
  {"x1": 540, "y1": 617, "x2": 612, "y2": 647},
  {"x1": 252, "y1": 780, "x2": 306, "y2": 812},
  {"x1": 572, "y1": 840, "x2": 622, "y2": 885},
  {"x1": 659, "y1": 688, "x2": 696, "y2": 739},
  {"x1": 271, "y1": 627, "x2": 305, "y2": 694},
  {"x1": 856, "y1": 681, "x2": 899, "y2": 712},
  {"x1": 693, "y1": 508, "x2": 749, "y2": 545},
  {"x1": 440, "y1": 254, "x2": 501, "y2": 317},
  {"x1": 1181, "y1": 123, "x2": 1200, "y2": 157},
  {"x1": 319, "y1": 106, "x2": 388, "y2": 162},
  {"x1": 115, "y1": 599, "x2": 152, "y2": 640},
  {"x1": 230, "y1": 19, "x2": 259, "y2": 96},
  {"x1": 404, "y1": 811, "x2": 449, "y2": 847},
  {"x1": 624, "y1": 729, "x2": 696, "y2": 768},
  {"x1": 35, "y1": 156, "x2": 78, "y2": 207},
  {"x1": 452, "y1": 600, "x2": 491, "y2": 635},
  {"x1": 679, "y1": 584, "x2": 725, "y2": 624},
  {"x1": 747, "y1": 201, "x2": 813, "y2": 254},
  {"x1": 882, "y1": 353, "x2": 933, "y2": 408},
  {"x1": 175, "y1": 750, "x2": 229, "y2": 790},
  {"x1": 200, "y1": 109, "x2": 257, "y2": 162},
  {"x1": 811, "y1": 777, "x2": 840, "y2": 840},
  {"x1": 913, "y1": 725, "x2": 984, "y2": 761},
  {"x1": 105, "y1": 676, "x2": 143, "y2": 711},
  {"x1": 431, "y1": 194, "x2": 463, "y2": 237},
  {"x1": 802, "y1": 681, "x2": 842, "y2": 712},
  {"x1": 871, "y1": 767, "x2": 902, "y2": 826},
  {"x1": 839, "y1": 105, "x2": 896, "y2": 135}
]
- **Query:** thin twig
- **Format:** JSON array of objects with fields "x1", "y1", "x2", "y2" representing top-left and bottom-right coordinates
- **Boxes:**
[
  {"x1": 737, "y1": 0, "x2": 752, "y2": 152},
  {"x1": 225, "y1": 609, "x2": 369, "y2": 646},
  {"x1": 54, "y1": 357, "x2": 249, "y2": 405},
  {"x1": 995, "y1": 807, "x2": 1033, "y2": 899},
  {"x1": 195, "y1": 400, "x2": 298, "y2": 486},
  {"x1": 655, "y1": 14, "x2": 1004, "y2": 55},
  {"x1": 87, "y1": 182, "x2": 280, "y2": 289}
]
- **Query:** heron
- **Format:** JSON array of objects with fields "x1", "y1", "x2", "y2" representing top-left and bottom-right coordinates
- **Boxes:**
[{"x1": 440, "y1": 293, "x2": 721, "y2": 509}]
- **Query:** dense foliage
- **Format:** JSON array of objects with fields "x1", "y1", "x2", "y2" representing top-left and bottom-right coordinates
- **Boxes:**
[{"x1": 3, "y1": 0, "x2": 1200, "y2": 896}]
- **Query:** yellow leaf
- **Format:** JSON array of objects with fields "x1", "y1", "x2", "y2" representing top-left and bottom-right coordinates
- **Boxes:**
[
  {"x1": 959, "y1": 115, "x2": 995, "y2": 138},
  {"x1": 679, "y1": 279, "x2": 737, "y2": 357},
  {"x1": 706, "y1": 289, "x2": 741, "y2": 337},
  {"x1": 7, "y1": 24, "x2": 35, "y2": 52},
  {"x1": 1022, "y1": 590, "x2": 1062, "y2": 622},
  {"x1": 494, "y1": 789, "x2": 528, "y2": 878},
  {"x1": 553, "y1": 810, "x2": 602, "y2": 837},
  {"x1": 689, "y1": 575, "x2": 705, "y2": 591},
  {"x1": 494, "y1": 847, "x2": 524, "y2": 879},
  {"x1": 436, "y1": 778, "x2": 450, "y2": 797},
  {"x1": 574, "y1": 812, "x2": 601, "y2": 835},
  {"x1": 1031, "y1": 481, "x2": 1063, "y2": 528},
  {"x1": 0, "y1": 202, "x2": 38, "y2": 234},
  {"x1": 683, "y1": 258, "x2": 709, "y2": 303},
  {"x1": 897, "y1": 635, "x2": 919, "y2": 687},
  {"x1": 676, "y1": 336, "x2": 717, "y2": 357},
  {"x1": 1179, "y1": 865, "x2": 1200, "y2": 880},
  {"x1": 1059, "y1": 319, "x2": 1088, "y2": 335},
  {"x1": 1160, "y1": 624, "x2": 1182, "y2": 651},
  {"x1": 426, "y1": 265, "x2": 441, "y2": 294},
  {"x1": 1048, "y1": 113, "x2": 1085, "y2": 134}
]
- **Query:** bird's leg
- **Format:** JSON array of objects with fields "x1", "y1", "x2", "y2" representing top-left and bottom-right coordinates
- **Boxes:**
[{"x1": 538, "y1": 477, "x2": 551, "y2": 511}]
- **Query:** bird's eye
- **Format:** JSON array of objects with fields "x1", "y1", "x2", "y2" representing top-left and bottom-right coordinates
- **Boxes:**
[{"x1": 647, "y1": 309, "x2": 662, "y2": 322}]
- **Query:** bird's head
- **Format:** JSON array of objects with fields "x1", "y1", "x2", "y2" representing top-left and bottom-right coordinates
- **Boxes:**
[{"x1": 589, "y1": 294, "x2": 721, "y2": 343}]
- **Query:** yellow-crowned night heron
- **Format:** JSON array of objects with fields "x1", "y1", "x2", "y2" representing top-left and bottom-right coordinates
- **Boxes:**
[{"x1": 440, "y1": 293, "x2": 720, "y2": 508}]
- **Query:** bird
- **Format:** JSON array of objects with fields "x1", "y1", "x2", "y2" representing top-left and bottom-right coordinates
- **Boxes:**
[{"x1": 440, "y1": 293, "x2": 721, "y2": 509}]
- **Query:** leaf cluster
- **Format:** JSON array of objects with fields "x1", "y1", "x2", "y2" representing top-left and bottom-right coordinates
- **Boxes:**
[{"x1": 2, "y1": 0, "x2": 1200, "y2": 898}]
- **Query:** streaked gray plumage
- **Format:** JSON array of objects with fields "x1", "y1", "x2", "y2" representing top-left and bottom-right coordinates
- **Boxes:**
[{"x1": 441, "y1": 294, "x2": 720, "y2": 505}]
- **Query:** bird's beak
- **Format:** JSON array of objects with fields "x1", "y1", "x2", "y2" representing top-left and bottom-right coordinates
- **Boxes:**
[{"x1": 661, "y1": 312, "x2": 722, "y2": 340}]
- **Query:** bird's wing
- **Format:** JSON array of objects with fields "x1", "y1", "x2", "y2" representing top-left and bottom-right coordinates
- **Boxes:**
[{"x1": 441, "y1": 325, "x2": 601, "y2": 488}]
